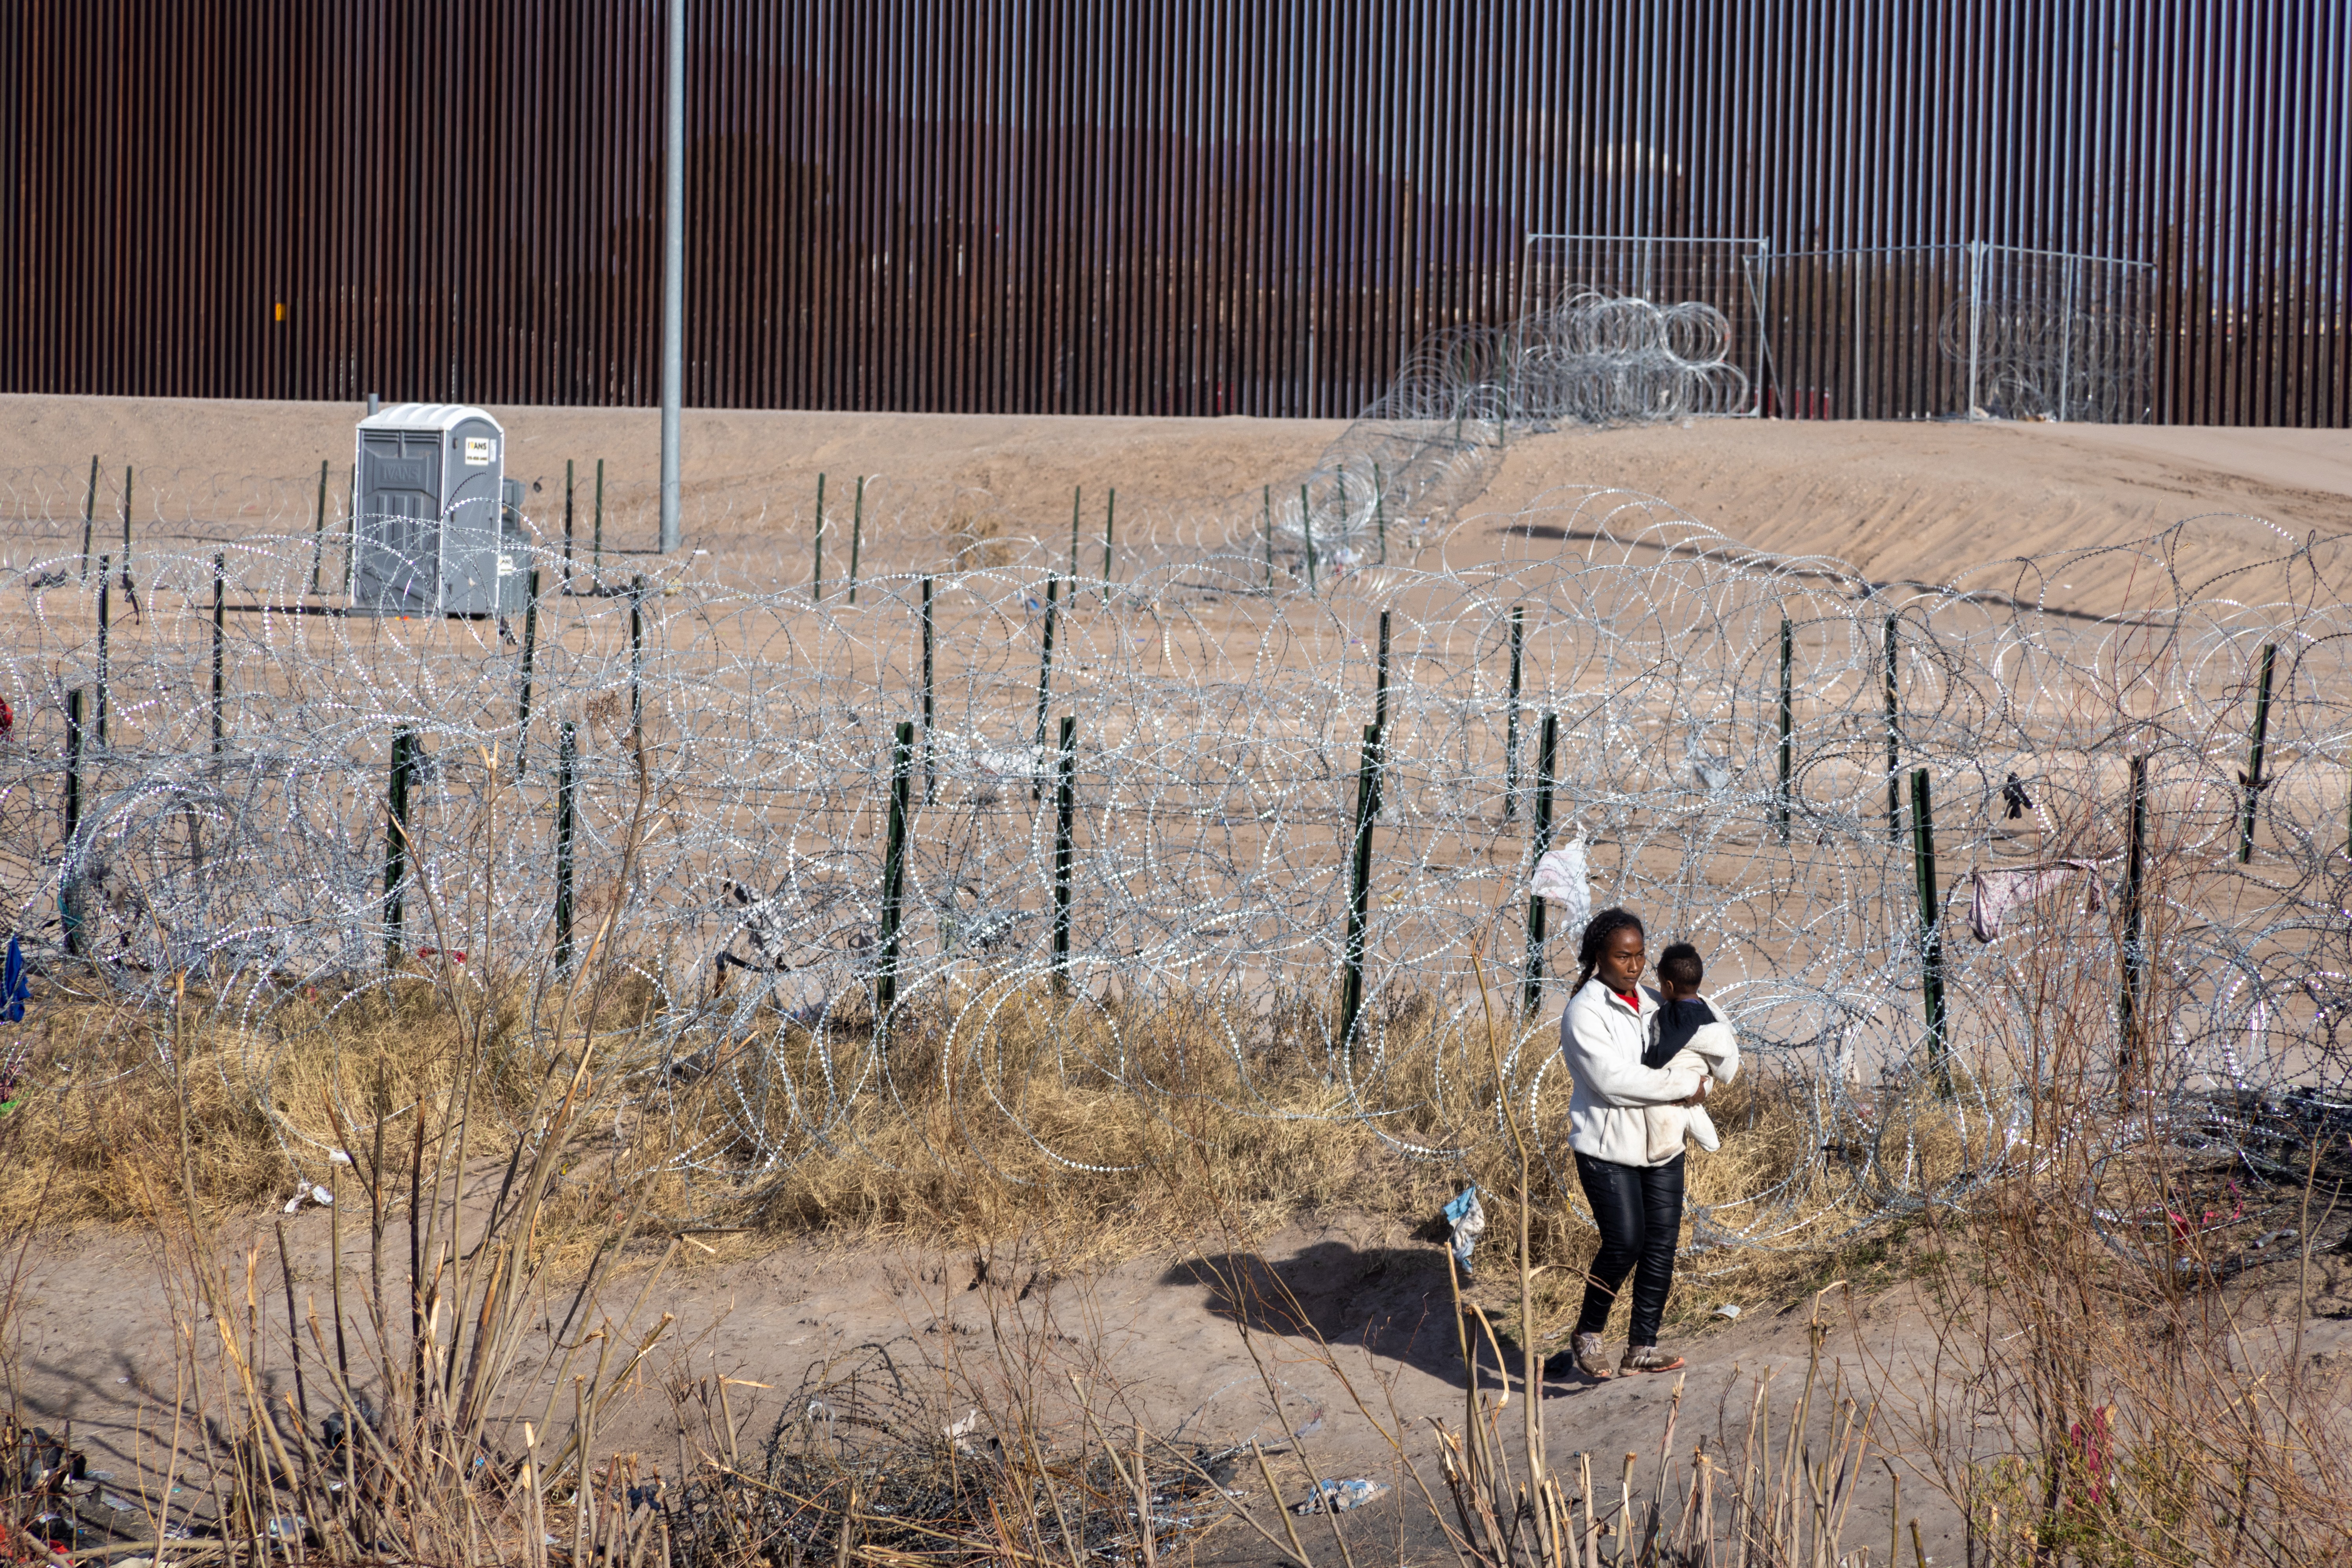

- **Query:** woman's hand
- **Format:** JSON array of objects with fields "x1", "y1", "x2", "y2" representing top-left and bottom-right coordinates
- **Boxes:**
[{"x1": 1680, "y1": 1078, "x2": 1711, "y2": 1108}]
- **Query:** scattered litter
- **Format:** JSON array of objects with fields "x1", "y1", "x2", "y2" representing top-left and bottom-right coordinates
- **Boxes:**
[
  {"x1": 2249, "y1": 1229, "x2": 2299, "y2": 1250},
  {"x1": 265, "y1": 1516, "x2": 307, "y2": 1541},
  {"x1": 1441, "y1": 1185, "x2": 1486, "y2": 1278},
  {"x1": 1292, "y1": 1478, "x2": 1389, "y2": 1515},
  {"x1": 1712, "y1": 1303, "x2": 1742, "y2": 1320},
  {"x1": 943, "y1": 1408, "x2": 982, "y2": 1442},
  {"x1": 282, "y1": 1183, "x2": 334, "y2": 1213}
]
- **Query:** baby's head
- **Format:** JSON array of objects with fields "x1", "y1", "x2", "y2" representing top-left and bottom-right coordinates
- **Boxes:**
[{"x1": 1656, "y1": 941, "x2": 1704, "y2": 1001}]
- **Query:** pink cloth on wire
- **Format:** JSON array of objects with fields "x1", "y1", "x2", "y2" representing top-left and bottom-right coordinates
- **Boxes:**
[{"x1": 1968, "y1": 860, "x2": 2107, "y2": 943}]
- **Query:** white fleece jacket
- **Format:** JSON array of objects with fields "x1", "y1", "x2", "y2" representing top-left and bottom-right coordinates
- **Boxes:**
[{"x1": 1558, "y1": 979, "x2": 1708, "y2": 1167}]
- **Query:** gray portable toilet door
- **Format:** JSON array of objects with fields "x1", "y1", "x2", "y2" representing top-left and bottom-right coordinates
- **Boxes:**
[
  {"x1": 355, "y1": 429, "x2": 442, "y2": 614},
  {"x1": 437, "y1": 417, "x2": 505, "y2": 614}
]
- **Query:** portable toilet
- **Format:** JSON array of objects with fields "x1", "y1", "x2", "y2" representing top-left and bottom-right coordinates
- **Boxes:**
[{"x1": 352, "y1": 403, "x2": 509, "y2": 615}]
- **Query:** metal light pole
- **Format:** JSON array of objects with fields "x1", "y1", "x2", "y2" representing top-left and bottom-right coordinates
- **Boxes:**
[{"x1": 658, "y1": 0, "x2": 684, "y2": 554}]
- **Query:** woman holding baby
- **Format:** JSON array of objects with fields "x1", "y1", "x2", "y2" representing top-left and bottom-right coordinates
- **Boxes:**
[{"x1": 1549, "y1": 907, "x2": 1738, "y2": 1380}]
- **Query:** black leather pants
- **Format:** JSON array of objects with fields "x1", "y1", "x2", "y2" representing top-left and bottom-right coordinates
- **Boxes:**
[{"x1": 1572, "y1": 1150, "x2": 1686, "y2": 1346}]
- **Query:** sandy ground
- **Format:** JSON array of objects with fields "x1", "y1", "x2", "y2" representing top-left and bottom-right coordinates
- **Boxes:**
[
  {"x1": 4, "y1": 396, "x2": 2348, "y2": 618},
  {"x1": 10, "y1": 1191, "x2": 2352, "y2": 1565}
]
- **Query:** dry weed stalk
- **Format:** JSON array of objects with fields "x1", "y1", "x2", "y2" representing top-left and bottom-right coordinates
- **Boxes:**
[{"x1": 124, "y1": 732, "x2": 715, "y2": 1566}]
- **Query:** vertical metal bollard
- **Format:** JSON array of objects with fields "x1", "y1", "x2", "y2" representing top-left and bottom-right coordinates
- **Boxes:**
[
  {"x1": 515, "y1": 569, "x2": 541, "y2": 777},
  {"x1": 1300, "y1": 484, "x2": 1318, "y2": 594},
  {"x1": 1883, "y1": 614, "x2": 1903, "y2": 842},
  {"x1": 1052, "y1": 715, "x2": 1078, "y2": 993},
  {"x1": 920, "y1": 576, "x2": 937, "y2": 803},
  {"x1": 1262, "y1": 485, "x2": 1274, "y2": 592},
  {"x1": 1503, "y1": 605, "x2": 1524, "y2": 820},
  {"x1": 875, "y1": 719, "x2": 915, "y2": 1018},
  {"x1": 847, "y1": 475, "x2": 865, "y2": 605},
  {"x1": 1031, "y1": 576, "x2": 1060, "y2": 799},
  {"x1": 210, "y1": 554, "x2": 225, "y2": 755},
  {"x1": 1776, "y1": 614, "x2": 1794, "y2": 840},
  {"x1": 629, "y1": 574, "x2": 646, "y2": 743},
  {"x1": 1521, "y1": 712, "x2": 1560, "y2": 1014},
  {"x1": 563, "y1": 458, "x2": 576, "y2": 590},
  {"x1": 812, "y1": 473, "x2": 826, "y2": 601},
  {"x1": 555, "y1": 723, "x2": 577, "y2": 974},
  {"x1": 2120, "y1": 754, "x2": 2149, "y2": 1066},
  {"x1": 2237, "y1": 642, "x2": 2276, "y2": 864},
  {"x1": 1102, "y1": 489, "x2": 1116, "y2": 593},
  {"x1": 384, "y1": 727, "x2": 415, "y2": 966},
  {"x1": 309, "y1": 458, "x2": 330, "y2": 596},
  {"x1": 79, "y1": 455, "x2": 98, "y2": 581},
  {"x1": 94, "y1": 555, "x2": 110, "y2": 747},
  {"x1": 1340, "y1": 720, "x2": 1386, "y2": 1053},
  {"x1": 1910, "y1": 767, "x2": 1949, "y2": 1091}
]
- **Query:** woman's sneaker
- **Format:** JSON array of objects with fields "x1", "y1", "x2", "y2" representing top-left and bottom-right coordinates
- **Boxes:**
[
  {"x1": 1563, "y1": 1331, "x2": 1614, "y2": 1379},
  {"x1": 1619, "y1": 1344, "x2": 1685, "y2": 1374}
]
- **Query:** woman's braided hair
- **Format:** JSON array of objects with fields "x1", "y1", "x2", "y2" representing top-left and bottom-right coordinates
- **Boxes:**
[{"x1": 1572, "y1": 906, "x2": 1646, "y2": 995}]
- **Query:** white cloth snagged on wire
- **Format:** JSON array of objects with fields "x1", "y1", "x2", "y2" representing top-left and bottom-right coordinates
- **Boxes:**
[
  {"x1": 1967, "y1": 860, "x2": 2107, "y2": 943},
  {"x1": 1529, "y1": 824, "x2": 1593, "y2": 940}
]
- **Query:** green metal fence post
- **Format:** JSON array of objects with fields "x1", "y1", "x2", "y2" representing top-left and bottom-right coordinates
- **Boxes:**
[
  {"x1": 2237, "y1": 642, "x2": 2276, "y2": 863},
  {"x1": 94, "y1": 554, "x2": 110, "y2": 747},
  {"x1": 1776, "y1": 614, "x2": 1794, "y2": 840},
  {"x1": 555, "y1": 722, "x2": 577, "y2": 974},
  {"x1": 1340, "y1": 719, "x2": 1386, "y2": 1053},
  {"x1": 1910, "y1": 767, "x2": 1949, "y2": 1092},
  {"x1": 62, "y1": 688, "x2": 87, "y2": 958},
  {"x1": 593, "y1": 457, "x2": 606, "y2": 582},
  {"x1": 1068, "y1": 486, "x2": 1083, "y2": 578},
  {"x1": 847, "y1": 475, "x2": 865, "y2": 605},
  {"x1": 515, "y1": 568, "x2": 541, "y2": 776},
  {"x1": 920, "y1": 575, "x2": 937, "y2": 804},
  {"x1": 875, "y1": 719, "x2": 915, "y2": 1019},
  {"x1": 1262, "y1": 485, "x2": 1274, "y2": 592},
  {"x1": 1052, "y1": 714, "x2": 1078, "y2": 993},
  {"x1": 812, "y1": 473, "x2": 826, "y2": 601},
  {"x1": 563, "y1": 458, "x2": 576, "y2": 589},
  {"x1": 1102, "y1": 488, "x2": 1116, "y2": 593},
  {"x1": 2120, "y1": 754, "x2": 2149, "y2": 1067},
  {"x1": 64, "y1": 688, "x2": 84, "y2": 844},
  {"x1": 1371, "y1": 609, "x2": 1391, "y2": 818},
  {"x1": 384, "y1": 727, "x2": 415, "y2": 966},
  {"x1": 1522, "y1": 712, "x2": 1560, "y2": 1014},
  {"x1": 1884, "y1": 613, "x2": 1902, "y2": 841},
  {"x1": 1031, "y1": 576, "x2": 1060, "y2": 799},
  {"x1": 78, "y1": 455, "x2": 98, "y2": 581},
  {"x1": 1300, "y1": 484, "x2": 1318, "y2": 594},
  {"x1": 211, "y1": 553, "x2": 225, "y2": 755},
  {"x1": 629, "y1": 574, "x2": 646, "y2": 741},
  {"x1": 1503, "y1": 605, "x2": 1524, "y2": 821},
  {"x1": 309, "y1": 458, "x2": 330, "y2": 595},
  {"x1": 1374, "y1": 462, "x2": 1388, "y2": 564}
]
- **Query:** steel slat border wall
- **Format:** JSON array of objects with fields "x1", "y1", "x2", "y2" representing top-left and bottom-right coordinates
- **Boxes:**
[{"x1": 3, "y1": 0, "x2": 2345, "y2": 425}]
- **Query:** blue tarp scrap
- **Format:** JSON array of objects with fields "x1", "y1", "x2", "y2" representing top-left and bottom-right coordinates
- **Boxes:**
[{"x1": 2, "y1": 934, "x2": 26, "y2": 1024}]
